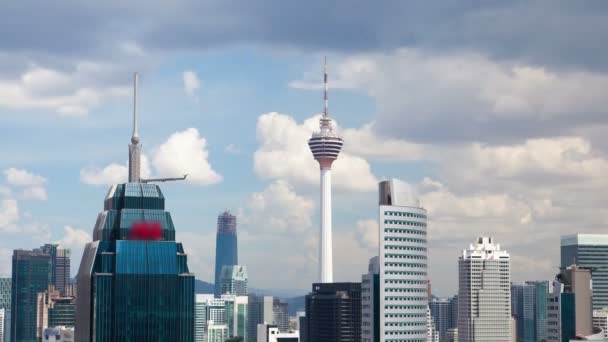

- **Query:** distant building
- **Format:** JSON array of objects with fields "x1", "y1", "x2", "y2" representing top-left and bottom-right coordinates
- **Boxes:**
[
  {"x1": 43, "y1": 326, "x2": 74, "y2": 342},
  {"x1": 220, "y1": 265, "x2": 248, "y2": 296},
  {"x1": 450, "y1": 295, "x2": 458, "y2": 331},
  {"x1": 561, "y1": 234, "x2": 608, "y2": 310},
  {"x1": 222, "y1": 294, "x2": 248, "y2": 342},
  {"x1": 0, "y1": 278, "x2": 10, "y2": 342},
  {"x1": 0, "y1": 309, "x2": 4, "y2": 342},
  {"x1": 36, "y1": 285, "x2": 76, "y2": 340},
  {"x1": 40, "y1": 244, "x2": 71, "y2": 296},
  {"x1": 446, "y1": 328, "x2": 458, "y2": 342},
  {"x1": 11, "y1": 248, "x2": 52, "y2": 342},
  {"x1": 430, "y1": 297, "x2": 454, "y2": 342},
  {"x1": 305, "y1": 282, "x2": 361, "y2": 342},
  {"x1": 458, "y1": 237, "x2": 511, "y2": 342},
  {"x1": 378, "y1": 179, "x2": 428, "y2": 341},
  {"x1": 511, "y1": 281, "x2": 549, "y2": 342},
  {"x1": 361, "y1": 256, "x2": 379, "y2": 342},
  {"x1": 195, "y1": 294, "x2": 214, "y2": 342},
  {"x1": 548, "y1": 264, "x2": 593, "y2": 342},
  {"x1": 593, "y1": 309, "x2": 608, "y2": 338},
  {"x1": 257, "y1": 323, "x2": 300, "y2": 342},
  {"x1": 207, "y1": 323, "x2": 229, "y2": 342},
  {"x1": 427, "y1": 306, "x2": 440, "y2": 342},
  {"x1": 273, "y1": 299, "x2": 290, "y2": 333},
  {"x1": 248, "y1": 295, "x2": 274, "y2": 342},
  {"x1": 215, "y1": 211, "x2": 238, "y2": 297}
]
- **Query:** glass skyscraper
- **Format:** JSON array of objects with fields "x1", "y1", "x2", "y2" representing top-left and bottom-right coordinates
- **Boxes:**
[
  {"x1": 561, "y1": 234, "x2": 608, "y2": 310},
  {"x1": 75, "y1": 79, "x2": 195, "y2": 341},
  {"x1": 305, "y1": 282, "x2": 361, "y2": 342},
  {"x1": 214, "y1": 211, "x2": 238, "y2": 297},
  {"x1": 11, "y1": 249, "x2": 52, "y2": 342},
  {"x1": 40, "y1": 245, "x2": 70, "y2": 296}
]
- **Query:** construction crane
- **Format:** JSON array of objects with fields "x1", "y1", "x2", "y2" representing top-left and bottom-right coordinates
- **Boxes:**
[{"x1": 140, "y1": 174, "x2": 188, "y2": 183}]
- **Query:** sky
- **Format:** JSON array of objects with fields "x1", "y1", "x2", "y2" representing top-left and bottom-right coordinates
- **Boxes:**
[{"x1": 1, "y1": 1, "x2": 608, "y2": 296}]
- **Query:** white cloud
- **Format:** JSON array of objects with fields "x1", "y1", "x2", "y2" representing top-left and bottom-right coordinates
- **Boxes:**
[
  {"x1": 183, "y1": 70, "x2": 201, "y2": 97},
  {"x1": 0, "y1": 199, "x2": 19, "y2": 232},
  {"x1": 80, "y1": 155, "x2": 152, "y2": 185},
  {"x1": 153, "y1": 128, "x2": 222, "y2": 185},
  {"x1": 0, "y1": 63, "x2": 130, "y2": 116},
  {"x1": 5, "y1": 167, "x2": 46, "y2": 186},
  {"x1": 224, "y1": 144, "x2": 240, "y2": 154},
  {"x1": 57, "y1": 225, "x2": 91, "y2": 249},
  {"x1": 254, "y1": 112, "x2": 377, "y2": 192},
  {"x1": 19, "y1": 186, "x2": 48, "y2": 201},
  {"x1": 240, "y1": 180, "x2": 314, "y2": 235},
  {"x1": 353, "y1": 219, "x2": 378, "y2": 252}
]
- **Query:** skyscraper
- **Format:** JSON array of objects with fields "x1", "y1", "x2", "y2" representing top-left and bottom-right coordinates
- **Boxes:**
[
  {"x1": 222, "y1": 294, "x2": 248, "y2": 341},
  {"x1": 547, "y1": 264, "x2": 594, "y2": 342},
  {"x1": 305, "y1": 282, "x2": 361, "y2": 342},
  {"x1": 11, "y1": 248, "x2": 52, "y2": 342},
  {"x1": 75, "y1": 73, "x2": 195, "y2": 341},
  {"x1": 361, "y1": 257, "x2": 379, "y2": 342},
  {"x1": 0, "y1": 278, "x2": 10, "y2": 342},
  {"x1": 560, "y1": 234, "x2": 608, "y2": 310},
  {"x1": 378, "y1": 179, "x2": 428, "y2": 341},
  {"x1": 214, "y1": 211, "x2": 238, "y2": 297},
  {"x1": 430, "y1": 298, "x2": 453, "y2": 342},
  {"x1": 248, "y1": 295, "x2": 274, "y2": 342},
  {"x1": 458, "y1": 237, "x2": 511, "y2": 342},
  {"x1": 195, "y1": 294, "x2": 214, "y2": 342},
  {"x1": 273, "y1": 299, "x2": 290, "y2": 333},
  {"x1": 220, "y1": 265, "x2": 248, "y2": 296},
  {"x1": 40, "y1": 244, "x2": 70, "y2": 296},
  {"x1": 511, "y1": 281, "x2": 549, "y2": 342},
  {"x1": 307, "y1": 59, "x2": 343, "y2": 284}
]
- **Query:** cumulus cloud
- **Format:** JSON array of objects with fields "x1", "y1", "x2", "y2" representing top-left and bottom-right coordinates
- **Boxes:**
[
  {"x1": 240, "y1": 180, "x2": 314, "y2": 235},
  {"x1": 182, "y1": 70, "x2": 201, "y2": 97},
  {"x1": 81, "y1": 128, "x2": 221, "y2": 186},
  {"x1": 0, "y1": 199, "x2": 19, "y2": 232},
  {"x1": 80, "y1": 155, "x2": 152, "y2": 185},
  {"x1": 292, "y1": 50, "x2": 608, "y2": 144},
  {"x1": 224, "y1": 144, "x2": 240, "y2": 154},
  {"x1": 254, "y1": 112, "x2": 377, "y2": 192},
  {"x1": 154, "y1": 128, "x2": 222, "y2": 185},
  {"x1": 353, "y1": 219, "x2": 378, "y2": 252},
  {"x1": 57, "y1": 225, "x2": 91, "y2": 249},
  {"x1": 5, "y1": 167, "x2": 46, "y2": 186},
  {"x1": 19, "y1": 186, "x2": 48, "y2": 201}
]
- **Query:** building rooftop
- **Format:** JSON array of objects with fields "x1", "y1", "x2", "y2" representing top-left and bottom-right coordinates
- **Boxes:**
[{"x1": 561, "y1": 234, "x2": 608, "y2": 246}]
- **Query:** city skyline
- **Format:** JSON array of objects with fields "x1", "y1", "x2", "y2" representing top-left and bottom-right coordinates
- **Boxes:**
[{"x1": 1, "y1": 2, "x2": 608, "y2": 297}]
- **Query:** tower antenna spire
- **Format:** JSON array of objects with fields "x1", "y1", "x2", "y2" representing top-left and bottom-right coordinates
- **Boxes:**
[
  {"x1": 323, "y1": 56, "x2": 328, "y2": 118},
  {"x1": 128, "y1": 72, "x2": 141, "y2": 182}
]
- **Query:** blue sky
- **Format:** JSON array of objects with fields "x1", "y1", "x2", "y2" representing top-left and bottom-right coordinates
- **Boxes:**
[{"x1": 1, "y1": 1, "x2": 608, "y2": 296}]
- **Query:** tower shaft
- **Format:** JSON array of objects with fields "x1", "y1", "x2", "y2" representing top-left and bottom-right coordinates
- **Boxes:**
[{"x1": 319, "y1": 167, "x2": 333, "y2": 283}]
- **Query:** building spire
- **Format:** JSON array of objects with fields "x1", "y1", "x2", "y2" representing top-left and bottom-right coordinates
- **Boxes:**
[
  {"x1": 128, "y1": 72, "x2": 141, "y2": 183},
  {"x1": 132, "y1": 72, "x2": 140, "y2": 144},
  {"x1": 323, "y1": 56, "x2": 328, "y2": 118}
]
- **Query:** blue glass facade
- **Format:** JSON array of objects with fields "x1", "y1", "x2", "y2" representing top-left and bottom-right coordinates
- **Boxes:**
[
  {"x1": 214, "y1": 212, "x2": 238, "y2": 297},
  {"x1": 76, "y1": 183, "x2": 195, "y2": 341}
]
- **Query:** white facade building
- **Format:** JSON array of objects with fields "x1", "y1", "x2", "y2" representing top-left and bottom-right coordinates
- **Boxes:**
[
  {"x1": 222, "y1": 294, "x2": 248, "y2": 341},
  {"x1": 207, "y1": 323, "x2": 229, "y2": 342},
  {"x1": 458, "y1": 237, "x2": 511, "y2": 342},
  {"x1": 257, "y1": 323, "x2": 300, "y2": 342},
  {"x1": 594, "y1": 309, "x2": 608, "y2": 338},
  {"x1": 378, "y1": 179, "x2": 428, "y2": 341},
  {"x1": 195, "y1": 294, "x2": 215, "y2": 342},
  {"x1": 0, "y1": 308, "x2": 4, "y2": 342}
]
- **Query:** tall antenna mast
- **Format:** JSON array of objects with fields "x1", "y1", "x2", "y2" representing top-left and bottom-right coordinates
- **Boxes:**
[
  {"x1": 323, "y1": 56, "x2": 328, "y2": 118},
  {"x1": 128, "y1": 72, "x2": 141, "y2": 182}
]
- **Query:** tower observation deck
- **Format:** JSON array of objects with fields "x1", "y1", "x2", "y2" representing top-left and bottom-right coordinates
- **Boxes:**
[{"x1": 308, "y1": 59, "x2": 343, "y2": 283}]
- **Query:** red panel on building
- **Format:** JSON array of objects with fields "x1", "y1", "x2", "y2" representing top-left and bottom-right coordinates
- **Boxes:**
[{"x1": 129, "y1": 221, "x2": 162, "y2": 240}]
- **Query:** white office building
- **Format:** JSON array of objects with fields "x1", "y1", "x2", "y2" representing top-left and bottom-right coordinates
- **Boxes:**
[
  {"x1": 257, "y1": 323, "x2": 300, "y2": 342},
  {"x1": 207, "y1": 323, "x2": 229, "y2": 342},
  {"x1": 196, "y1": 294, "x2": 215, "y2": 342},
  {"x1": 378, "y1": 179, "x2": 428, "y2": 341},
  {"x1": 458, "y1": 237, "x2": 511, "y2": 342}
]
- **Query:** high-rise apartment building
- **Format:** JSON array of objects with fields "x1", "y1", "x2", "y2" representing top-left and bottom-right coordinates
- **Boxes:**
[
  {"x1": 458, "y1": 237, "x2": 511, "y2": 342},
  {"x1": 378, "y1": 179, "x2": 428, "y2": 341},
  {"x1": 547, "y1": 264, "x2": 593, "y2": 342},
  {"x1": 511, "y1": 281, "x2": 548, "y2": 342},
  {"x1": 307, "y1": 59, "x2": 343, "y2": 284},
  {"x1": 222, "y1": 295, "x2": 248, "y2": 341},
  {"x1": 248, "y1": 295, "x2": 274, "y2": 342},
  {"x1": 195, "y1": 294, "x2": 214, "y2": 342},
  {"x1": 561, "y1": 234, "x2": 608, "y2": 310},
  {"x1": 40, "y1": 244, "x2": 70, "y2": 296},
  {"x1": 273, "y1": 299, "x2": 290, "y2": 333},
  {"x1": 362, "y1": 256, "x2": 379, "y2": 342},
  {"x1": 75, "y1": 73, "x2": 195, "y2": 341},
  {"x1": 214, "y1": 211, "x2": 238, "y2": 297},
  {"x1": 207, "y1": 324, "x2": 229, "y2": 342},
  {"x1": 0, "y1": 278, "x2": 10, "y2": 342},
  {"x1": 220, "y1": 265, "x2": 248, "y2": 296},
  {"x1": 11, "y1": 248, "x2": 52, "y2": 342},
  {"x1": 305, "y1": 282, "x2": 361, "y2": 342}
]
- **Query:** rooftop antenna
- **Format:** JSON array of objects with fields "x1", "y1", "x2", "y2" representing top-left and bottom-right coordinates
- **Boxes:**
[{"x1": 319, "y1": 56, "x2": 333, "y2": 133}]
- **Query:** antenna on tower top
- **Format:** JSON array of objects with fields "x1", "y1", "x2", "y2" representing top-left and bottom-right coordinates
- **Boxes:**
[
  {"x1": 323, "y1": 56, "x2": 328, "y2": 118},
  {"x1": 132, "y1": 72, "x2": 139, "y2": 144}
]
